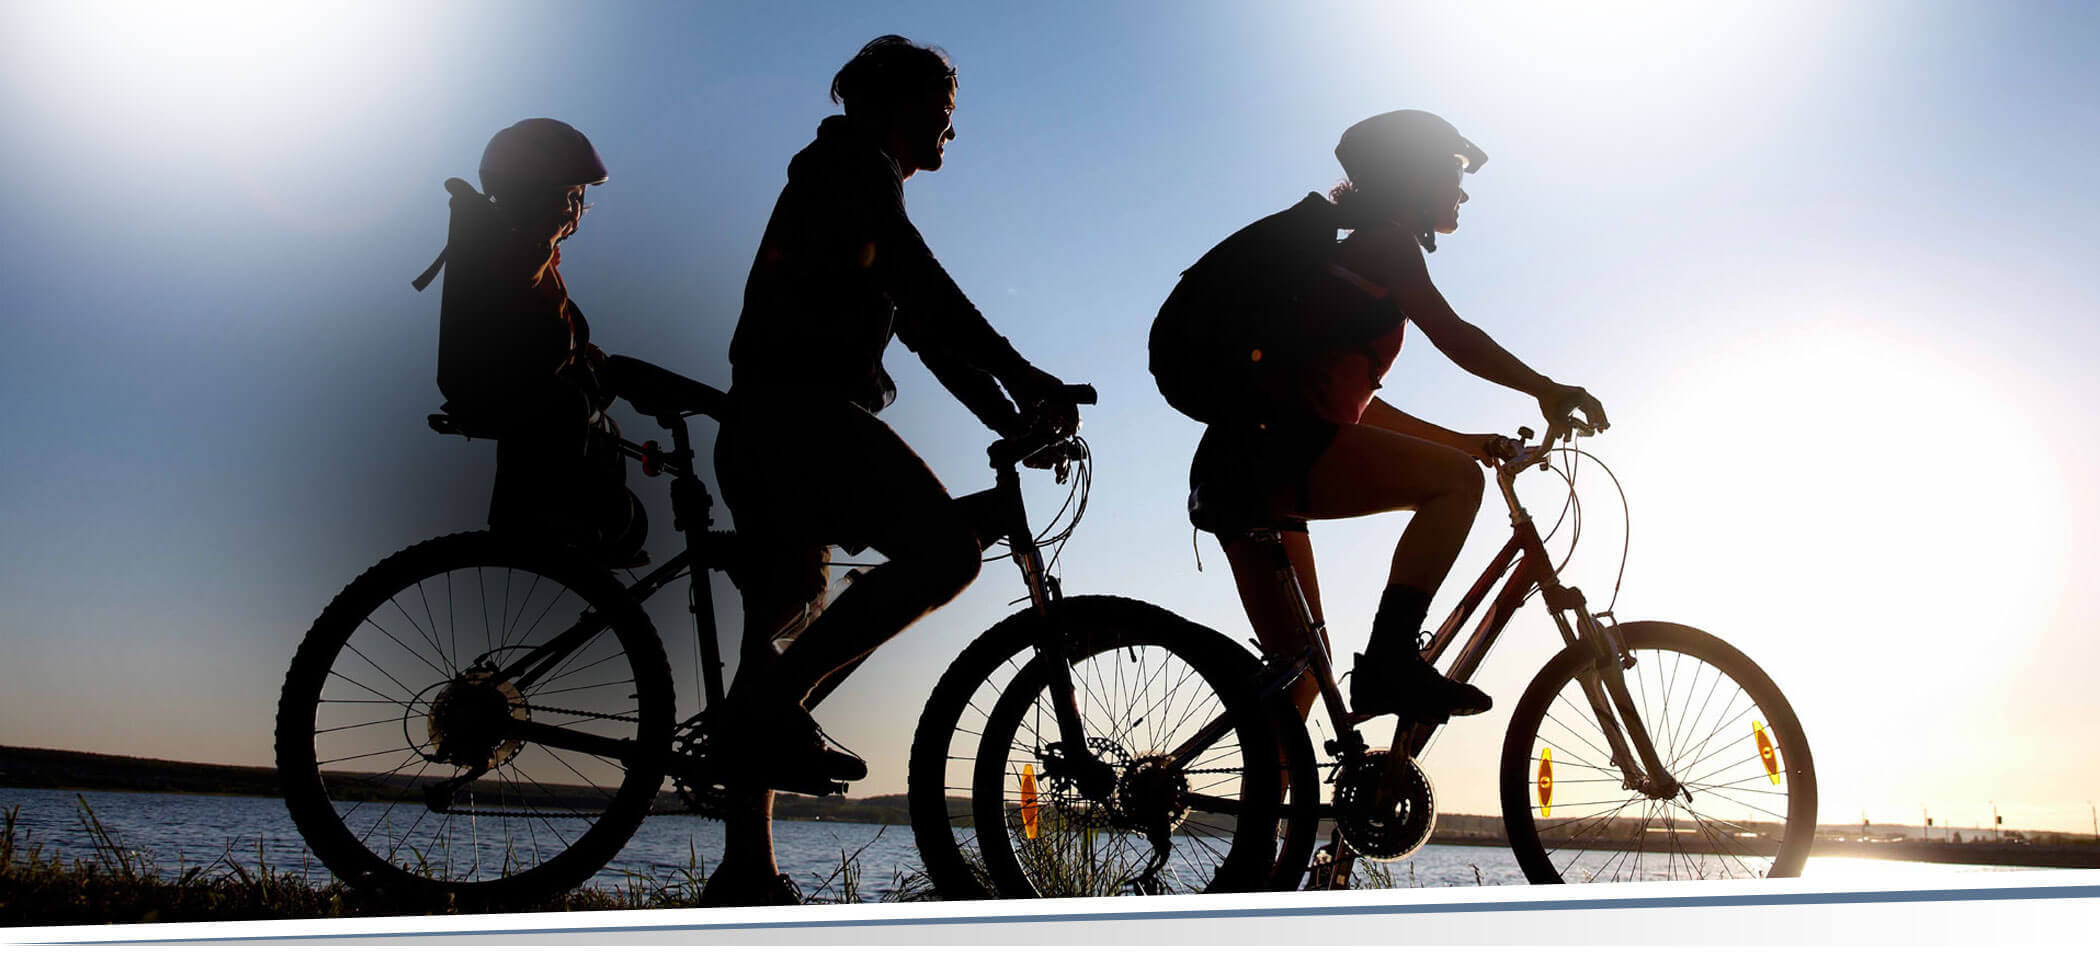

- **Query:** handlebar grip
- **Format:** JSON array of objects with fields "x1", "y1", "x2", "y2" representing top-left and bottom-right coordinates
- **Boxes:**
[{"x1": 1061, "y1": 383, "x2": 1098, "y2": 406}]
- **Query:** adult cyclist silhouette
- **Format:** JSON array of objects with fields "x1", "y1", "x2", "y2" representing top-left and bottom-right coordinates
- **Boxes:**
[
  {"x1": 700, "y1": 35, "x2": 1080, "y2": 904},
  {"x1": 1160, "y1": 110, "x2": 1609, "y2": 723}
]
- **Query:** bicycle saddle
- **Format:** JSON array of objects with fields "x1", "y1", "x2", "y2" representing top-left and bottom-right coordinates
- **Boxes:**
[{"x1": 1187, "y1": 481, "x2": 1306, "y2": 536}]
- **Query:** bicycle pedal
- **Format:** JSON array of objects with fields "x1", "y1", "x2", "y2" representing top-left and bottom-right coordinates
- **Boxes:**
[{"x1": 770, "y1": 775, "x2": 850, "y2": 798}]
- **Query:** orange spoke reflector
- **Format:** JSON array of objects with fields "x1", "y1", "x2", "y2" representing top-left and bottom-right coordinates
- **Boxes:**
[
  {"x1": 1753, "y1": 720, "x2": 1780, "y2": 785},
  {"x1": 1020, "y1": 763, "x2": 1040, "y2": 839},
  {"x1": 1537, "y1": 747, "x2": 1554, "y2": 817}
]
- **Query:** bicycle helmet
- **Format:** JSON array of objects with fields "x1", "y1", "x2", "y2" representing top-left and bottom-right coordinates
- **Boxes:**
[
  {"x1": 1334, "y1": 109, "x2": 1487, "y2": 186},
  {"x1": 478, "y1": 118, "x2": 609, "y2": 193}
]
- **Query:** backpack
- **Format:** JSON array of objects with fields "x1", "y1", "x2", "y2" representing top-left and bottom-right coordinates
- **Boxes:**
[
  {"x1": 412, "y1": 178, "x2": 518, "y2": 418},
  {"x1": 1148, "y1": 194, "x2": 1347, "y2": 424}
]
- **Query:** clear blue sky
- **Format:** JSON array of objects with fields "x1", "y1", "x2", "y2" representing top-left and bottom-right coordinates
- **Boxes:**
[{"x1": 5, "y1": 0, "x2": 2099, "y2": 833}]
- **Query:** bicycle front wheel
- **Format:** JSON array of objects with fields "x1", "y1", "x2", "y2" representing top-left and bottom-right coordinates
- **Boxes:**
[
  {"x1": 1499, "y1": 621, "x2": 1816, "y2": 883},
  {"x1": 909, "y1": 596, "x2": 1310, "y2": 898},
  {"x1": 275, "y1": 532, "x2": 673, "y2": 907}
]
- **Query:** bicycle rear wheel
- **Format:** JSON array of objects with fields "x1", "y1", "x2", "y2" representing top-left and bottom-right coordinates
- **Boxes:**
[
  {"x1": 909, "y1": 596, "x2": 1314, "y2": 898},
  {"x1": 1499, "y1": 621, "x2": 1816, "y2": 883},
  {"x1": 275, "y1": 532, "x2": 673, "y2": 907}
]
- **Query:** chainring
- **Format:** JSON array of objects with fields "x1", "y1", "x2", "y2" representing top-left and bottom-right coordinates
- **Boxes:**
[
  {"x1": 671, "y1": 716, "x2": 732, "y2": 819},
  {"x1": 1334, "y1": 748, "x2": 1437, "y2": 862}
]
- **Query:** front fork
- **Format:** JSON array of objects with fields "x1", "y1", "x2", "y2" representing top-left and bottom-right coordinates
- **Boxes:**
[
  {"x1": 973, "y1": 472, "x2": 1118, "y2": 802},
  {"x1": 1544, "y1": 585, "x2": 1681, "y2": 800}
]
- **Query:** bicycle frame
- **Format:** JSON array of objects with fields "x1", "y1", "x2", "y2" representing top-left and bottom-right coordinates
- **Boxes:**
[
  {"x1": 470, "y1": 394, "x2": 1099, "y2": 792},
  {"x1": 1164, "y1": 422, "x2": 1680, "y2": 835},
  {"x1": 462, "y1": 410, "x2": 739, "y2": 768}
]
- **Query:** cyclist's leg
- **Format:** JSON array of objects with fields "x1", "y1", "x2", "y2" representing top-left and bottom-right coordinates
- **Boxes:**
[
  {"x1": 1296, "y1": 422, "x2": 1489, "y2": 717},
  {"x1": 760, "y1": 411, "x2": 982, "y2": 706},
  {"x1": 1222, "y1": 530, "x2": 1328, "y2": 719},
  {"x1": 1194, "y1": 423, "x2": 1336, "y2": 719},
  {"x1": 715, "y1": 399, "x2": 979, "y2": 745},
  {"x1": 1295, "y1": 422, "x2": 1484, "y2": 597}
]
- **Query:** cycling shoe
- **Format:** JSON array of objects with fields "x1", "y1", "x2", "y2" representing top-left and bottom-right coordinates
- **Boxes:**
[
  {"x1": 1348, "y1": 651, "x2": 1492, "y2": 723},
  {"x1": 714, "y1": 701, "x2": 867, "y2": 795}
]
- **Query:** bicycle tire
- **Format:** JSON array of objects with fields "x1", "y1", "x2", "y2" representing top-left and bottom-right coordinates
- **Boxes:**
[
  {"x1": 907, "y1": 596, "x2": 1316, "y2": 898},
  {"x1": 275, "y1": 532, "x2": 674, "y2": 908},
  {"x1": 1498, "y1": 621, "x2": 1816, "y2": 883}
]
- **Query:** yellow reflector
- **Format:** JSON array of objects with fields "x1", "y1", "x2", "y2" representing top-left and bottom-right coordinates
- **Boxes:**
[
  {"x1": 1537, "y1": 747, "x2": 1554, "y2": 817},
  {"x1": 1754, "y1": 720, "x2": 1781, "y2": 785},
  {"x1": 1020, "y1": 764, "x2": 1040, "y2": 839}
]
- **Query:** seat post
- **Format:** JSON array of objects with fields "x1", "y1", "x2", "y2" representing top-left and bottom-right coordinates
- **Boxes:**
[{"x1": 1247, "y1": 528, "x2": 1355, "y2": 734}]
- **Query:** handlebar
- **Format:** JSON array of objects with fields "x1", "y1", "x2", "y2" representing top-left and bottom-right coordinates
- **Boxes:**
[
  {"x1": 1502, "y1": 412, "x2": 1604, "y2": 472},
  {"x1": 987, "y1": 383, "x2": 1097, "y2": 469}
]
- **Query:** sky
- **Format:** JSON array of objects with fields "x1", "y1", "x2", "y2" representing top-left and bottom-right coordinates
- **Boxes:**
[{"x1": 3, "y1": 0, "x2": 2098, "y2": 837}]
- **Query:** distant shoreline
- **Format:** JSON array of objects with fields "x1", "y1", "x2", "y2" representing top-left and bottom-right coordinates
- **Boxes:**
[{"x1": 8, "y1": 745, "x2": 2100, "y2": 870}]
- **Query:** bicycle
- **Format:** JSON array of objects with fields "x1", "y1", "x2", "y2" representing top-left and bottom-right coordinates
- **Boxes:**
[
  {"x1": 272, "y1": 362, "x2": 1207, "y2": 906},
  {"x1": 911, "y1": 414, "x2": 1817, "y2": 896}
]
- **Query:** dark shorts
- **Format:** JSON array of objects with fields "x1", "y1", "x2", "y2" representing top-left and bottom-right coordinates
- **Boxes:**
[
  {"x1": 714, "y1": 393, "x2": 960, "y2": 611},
  {"x1": 1188, "y1": 416, "x2": 1338, "y2": 532}
]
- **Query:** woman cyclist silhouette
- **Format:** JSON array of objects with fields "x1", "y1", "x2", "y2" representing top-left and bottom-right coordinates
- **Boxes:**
[{"x1": 1168, "y1": 110, "x2": 1609, "y2": 722}]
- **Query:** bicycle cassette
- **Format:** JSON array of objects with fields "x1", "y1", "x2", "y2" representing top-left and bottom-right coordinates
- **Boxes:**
[{"x1": 1334, "y1": 749, "x2": 1437, "y2": 862}]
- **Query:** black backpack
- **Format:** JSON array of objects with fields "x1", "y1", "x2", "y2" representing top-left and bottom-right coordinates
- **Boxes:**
[
  {"x1": 411, "y1": 178, "x2": 517, "y2": 417},
  {"x1": 1148, "y1": 194, "x2": 1346, "y2": 424}
]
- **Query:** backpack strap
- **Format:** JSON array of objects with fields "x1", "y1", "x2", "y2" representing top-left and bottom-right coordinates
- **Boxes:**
[
  {"x1": 410, "y1": 178, "x2": 493, "y2": 291},
  {"x1": 411, "y1": 248, "x2": 447, "y2": 291}
]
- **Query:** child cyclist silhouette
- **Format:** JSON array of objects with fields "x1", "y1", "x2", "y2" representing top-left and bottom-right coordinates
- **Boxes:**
[
  {"x1": 429, "y1": 118, "x2": 645, "y2": 566},
  {"x1": 1154, "y1": 110, "x2": 1610, "y2": 722}
]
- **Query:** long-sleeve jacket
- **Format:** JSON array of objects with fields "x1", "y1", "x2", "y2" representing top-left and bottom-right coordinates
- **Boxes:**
[{"x1": 728, "y1": 115, "x2": 1029, "y2": 433}]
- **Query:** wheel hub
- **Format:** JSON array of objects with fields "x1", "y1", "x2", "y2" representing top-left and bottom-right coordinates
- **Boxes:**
[
  {"x1": 421, "y1": 667, "x2": 529, "y2": 771},
  {"x1": 1037, "y1": 738, "x2": 1127, "y2": 829}
]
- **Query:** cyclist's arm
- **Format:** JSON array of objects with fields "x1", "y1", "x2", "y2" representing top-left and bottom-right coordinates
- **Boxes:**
[
  {"x1": 1336, "y1": 222, "x2": 1555, "y2": 401},
  {"x1": 871, "y1": 193, "x2": 1032, "y2": 382},
  {"x1": 1359, "y1": 398, "x2": 1501, "y2": 461},
  {"x1": 912, "y1": 342, "x2": 1023, "y2": 436}
]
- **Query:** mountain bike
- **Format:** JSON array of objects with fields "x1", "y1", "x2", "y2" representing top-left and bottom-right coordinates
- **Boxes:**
[
  {"x1": 273, "y1": 361, "x2": 1185, "y2": 906},
  {"x1": 911, "y1": 414, "x2": 1816, "y2": 896}
]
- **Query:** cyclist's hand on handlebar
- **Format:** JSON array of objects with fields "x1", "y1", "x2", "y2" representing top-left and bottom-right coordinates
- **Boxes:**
[
  {"x1": 1539, "y1": 383, "x2": 1609, "y2": 434},
  {"x1": 1004, "y1": 365, "x2": 1081, "y2": 438},
  {"x1": 1469, "y1": 433, "x2": 1525, "y2": 465}
]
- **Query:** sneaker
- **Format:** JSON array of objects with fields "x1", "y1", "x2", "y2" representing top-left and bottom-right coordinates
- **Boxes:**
[
  {"x1": 1348, "y1": 652, "x2": 1492, "y2": 723},
  {"x1": 714, "y1": 701, "x2": 867, "y2": 795}
]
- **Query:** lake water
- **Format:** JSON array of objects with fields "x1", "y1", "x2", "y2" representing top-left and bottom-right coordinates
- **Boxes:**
[{"x1": 0, "y1": 786, "x2": 2037, "y2": 899}]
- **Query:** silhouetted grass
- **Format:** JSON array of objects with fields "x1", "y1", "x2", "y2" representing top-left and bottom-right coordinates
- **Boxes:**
[
  {"x1": 0, "y1": 798, "x2": 943, "y2": 925},
  {"x1": 4, "y1": 797, "x2": 1432, "y2": 925}
]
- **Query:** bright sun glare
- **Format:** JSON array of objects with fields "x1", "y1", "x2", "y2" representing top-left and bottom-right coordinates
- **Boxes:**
[{"x1": 1635, "y1": 317, "x2": 2070, "y2": 699}]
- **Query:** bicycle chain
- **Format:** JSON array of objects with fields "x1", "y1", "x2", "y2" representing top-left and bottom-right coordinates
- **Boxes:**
[
  {"x1": 524, "y1": 703, "x2": 640, "y2": 723},
  {"x1": 424, "y1": 704, "x2": 660, "y2": 819},
  {"x1": 1184, "y1": 760, "x2": 1341, "y2": 776}
]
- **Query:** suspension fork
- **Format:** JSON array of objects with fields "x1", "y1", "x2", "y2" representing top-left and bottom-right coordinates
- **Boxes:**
[
  {"x1": 1527, "y1": 546, "x2": 1678, "y2": 798},
  {"x1": 964, "y1": 470, "x2": 1110, "y2": 797}
]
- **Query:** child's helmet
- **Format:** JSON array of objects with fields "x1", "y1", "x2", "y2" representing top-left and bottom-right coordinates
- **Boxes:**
[
  {"x1": 1334, "y1": 110, "x2": 1487, "y2": 187},
  {"x1": 479, "y1": 118, "x2": 609, "y2": 193}
]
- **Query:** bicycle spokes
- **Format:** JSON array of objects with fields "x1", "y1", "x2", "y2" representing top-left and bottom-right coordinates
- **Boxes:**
[{"x1": 1502, "y1": 623, "x2": 1812, "y2": 883}]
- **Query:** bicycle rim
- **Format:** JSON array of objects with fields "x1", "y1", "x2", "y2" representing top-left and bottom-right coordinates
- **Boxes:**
[
  {"x1": 275, "y1": 532, "x2": 672, "y2": 906},
  {"x1": 968, "y1": 607, "x2": 1283, "y2": 896},
  {"x1": 1499, "y1": 621, "x2": 1816, "y2": 883}
]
